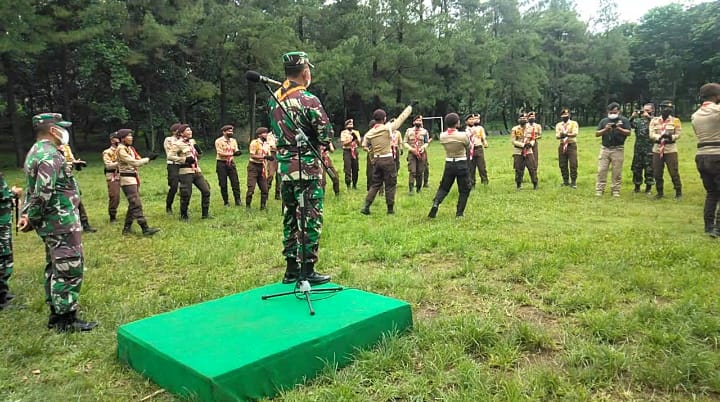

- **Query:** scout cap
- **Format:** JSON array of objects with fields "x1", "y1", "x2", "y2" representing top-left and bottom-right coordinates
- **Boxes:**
[
  {"x1": 177, "y1": 124, "x2": 190, "y2": 134},
  {"x1": 283, "y1": 51, "x2": 314, "y2": 68},
  {"x1": 256, "y1": 127, "x2": 268, "y2": 136},
  {"x1": 220, "y1": 125, "x2": 233, "y2": 132},
  {"x1": 345, "y1": 119, "x2": 353, "y2": 126},
  {"x1": 527, "y1": 111, "x2": 536, "y2": 118},
  {"x1": 32, "y1": 112, "x2": 72, "y2": 129},
  {"x1": 560, "y1": 108, "x2": 570, "y2": 117},
  {"x1": 170, "y1": 123, "x2": 181, "y2": 133},
  {"x1": 116, "y1": 129, "x2": 133, "y2": 139},
  {"x1": 109, "y1": 131, "x2": 119, "y2": 140},
  {"x1": 659, "y1": 100, "x2": 674, "y2": 108}
]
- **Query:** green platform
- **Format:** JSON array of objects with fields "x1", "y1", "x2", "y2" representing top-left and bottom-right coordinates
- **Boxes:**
[{"x1": 117, "y1": 283, "x2": 413, "y2": 401}]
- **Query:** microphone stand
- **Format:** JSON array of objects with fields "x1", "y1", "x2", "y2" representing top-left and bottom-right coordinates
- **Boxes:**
[{"x1": 257, "y1": 81, "x2": 343, "y2": 316}]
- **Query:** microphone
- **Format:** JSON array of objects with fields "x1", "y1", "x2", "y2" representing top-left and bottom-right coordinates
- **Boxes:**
[{"x1": 245, "y1": 70, "x2": 282, "y2": 86}]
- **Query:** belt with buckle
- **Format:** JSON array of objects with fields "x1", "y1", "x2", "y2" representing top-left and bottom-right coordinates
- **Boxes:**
[
  {"x1": 374, "y1": 153, "x2": 393, "y2": 158},
  {"x1": 446, "y1": 157, "x2": 467, "y2": 162}
]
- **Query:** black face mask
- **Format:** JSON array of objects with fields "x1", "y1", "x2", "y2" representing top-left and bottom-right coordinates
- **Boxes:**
[
  {"x1": 661, "y1": 110, "x2": 671, "y2": 119},
  {"x1": 414, "y1": 123, "x2": 422, "y2": 128},
  {"x1": 528, "y1": 118, "x2": 536, "y2": 124},
  {"x1": 561, "y1": 116, "x2": 569, "y2": 122},
  {"x1": 519, "y1": 120, "x2": 527, "y2": 126}
]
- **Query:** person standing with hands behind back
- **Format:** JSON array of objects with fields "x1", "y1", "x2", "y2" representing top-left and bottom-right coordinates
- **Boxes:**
[
  {"x1": 691, "y1": 83, "x2": 720, "y2": 236},
  {"x1": 595, "y1": 102, "x2": 631, "y2": 197}
]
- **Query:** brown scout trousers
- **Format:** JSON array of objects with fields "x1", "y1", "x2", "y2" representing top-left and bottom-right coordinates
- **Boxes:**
[
  {"x1": 180, "y1": 173, "x2": 211, "y2": 216},
  {"x1": 469, "y1": 146, "x2": 488, "y2": 186},
  {"x1": 366, "y1": 156, "x2": 397, "y2": 208},
  {"x1": 107, "y1": 179, "x2": 120, "y2": 218},
  {"x1": 408, "y1": 153, "x2": 426, "y2": 190},
  {"x1": 513, "y1": 154, "x2": 538, "y2": 186},
  {"x1": 216, "y1": 160, "x2": 241, "y2": 205},
  {"x1": 652, "y1": 152, "x2": 681, "y2": 195},
  {"x1": 246, "y1": 162, "x2": 268, "y2": 207},
  {"x1": 343, "y1": 149, "x2": 359, "y2": 187},
  {"x1": 558, "y1": 142, "x2": 578, "y2": 184},
  {"x1": 121, "y1": 184, "x2": 149, "y2": 226}
]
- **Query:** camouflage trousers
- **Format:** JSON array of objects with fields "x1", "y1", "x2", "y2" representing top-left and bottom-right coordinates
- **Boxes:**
[
  {"x1": 281, "y1": 179, "x2": 324, "y2": 264},
  {"x1": 631, "y1": 149, "x2": 655, "y2": 186},
  {"x1": 42, "y1": 230, "x2": 84, "y2": 314},
  {"x1": 0, "y1": 224, "x2": 13, "y2": 293}
]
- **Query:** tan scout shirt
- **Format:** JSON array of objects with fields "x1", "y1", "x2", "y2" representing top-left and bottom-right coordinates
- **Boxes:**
[
  {"x1": 363, "y1": 106, "x2": 413, "y2": 157},
  {"x1": 168, "y1": 139, "x2": 201, "y2": 174},
  {"x1": 692, "y1": 102, "x2": 720, "y2": 156},
  {"x1": 340, "y1": 129, "x2": 361, "y2": 148},
  {"x1": 102, "y1": 146, "x2": 119, "y2": 181},
  {"x1": 649, "y1": 116, "x2": 682, "y2": 154},
  {"x1": 404, "y1": 126, "x2": 429, "y2": 157},
  {"x1": 215, "y1": 136, "x2": 239, "y2": 162},
  {"x1": 164, "y1": 135, "x2": 180, "y2": 164},
  {"x1": 525, "y1": 123, "x2": 542, "y2": 141},
  {"x1": 249, "y1": 139, "x2": 267, "y2": 164},
  {"x1": 511, "y1": 125, "x2": 535, "y2": 155},
  {"x1": 468, "y1": 125, "x2": 488, "y2": 148},
  {"x1": 117, "y1": 144, "x2": 149, "y2": 186},
  {"x1": 555, "y1": 120, "x2": 579, "y2": 144},
  {"x1": 440, "y1": 129, "x2": 470, "y2": 159}
]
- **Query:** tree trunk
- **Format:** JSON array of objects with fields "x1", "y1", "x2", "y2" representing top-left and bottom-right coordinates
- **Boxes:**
[
  {"x1": 2, "y1": 55, "x2": 25, "y2": 167},
  {"x1": 219, "y1": 73, "x2": 227, "y2": 125},
  {"x1": 60, "y1": 47, "x2": 75, "y2": 148}
]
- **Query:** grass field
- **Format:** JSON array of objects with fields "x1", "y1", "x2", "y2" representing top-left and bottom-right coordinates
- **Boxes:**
[{"x1": 1, "y1": 125, "x2": 719, "y2": 402}]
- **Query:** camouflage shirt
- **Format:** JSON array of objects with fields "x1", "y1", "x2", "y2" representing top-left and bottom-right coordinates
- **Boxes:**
[
  {"x1": 21, "y1": 139, "x2": 80, "y2": 236},
  {"x1": 632, "y1": 117, "x2": 653, "y2": 153},
  {"x1": 268, "y1": 80, "x2": 332, "y2": 181},
  {"x1": 0, "y1": 173, "x2": 12, "y2": 226}
]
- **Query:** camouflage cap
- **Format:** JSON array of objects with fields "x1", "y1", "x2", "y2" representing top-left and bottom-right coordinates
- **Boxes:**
[
  {"x1": 282, "y1": 51, "x2": 314, "y2": 68},
  {"x1": 32, "y1": 112, "x2": 72, "y2": 129}
]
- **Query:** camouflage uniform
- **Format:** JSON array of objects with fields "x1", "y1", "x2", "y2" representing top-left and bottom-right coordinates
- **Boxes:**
[
  {"x1": 21, "y1": 139, "x2": 84, "y2": 315},
  {"x1": 631, "y1": 115, "x2": 655, "y2": 191},
  {"x1": 268, "y1": 52, "x2": 332, "y2": 282},
  {"x1": 0, "y1": 173, "x2": 15, "y2": 305}
]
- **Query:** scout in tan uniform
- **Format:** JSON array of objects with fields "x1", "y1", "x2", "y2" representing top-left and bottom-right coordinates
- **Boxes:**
[
  {"x1": 265, "y1": 129, "x2": 280, "y2": 200},
  {"x1": 246, "y1": 127, "x2": 271, "y2": 210},
  {"x1": 391, "y1": 126, "x2": 403, "y2": 173},
  {"x1": 164, "y1": 123, "x2": 182, "y2": 213},
  {"x1": 692, "y1": 83, "x2": 720, "y2": 236},
  {"x1": 116, "y1": 129, "x2": 160, "y2": 235},
  {"x1": 319, "y1": 142, "x2": 340, "y2": 196},
  {"x1": 428, "y1": 113, "x2": 471, "y2": 218},
  {"x1": 360, "y1": 105, "x2": 413, "y2": 215},
  {"x1": 404, "y1": 115, "x2": 429, "y2": 194},
  {"x1": 60, "y1": 143, "x2": 96, "y2": 233},
  {"x1": 649, "y1": 100, "x2": 682, "y2": 200},
  {"x1": 340, "y1": 119, "x2": 361, "y2": 189},
  {"x1": 526, "y1": 111, "x2": 542, "y2": 169},
  {"x1": 466, "y1": 113, "x2": 489, "y2": 187},
  {"x1": 511, "y1": 113, "x2": 538, "y2": 190},
  {"x1": 167, "y1": 124, "x2": 212, "y2": 219},
  {"x1": 555, "y1": 109, "x2": 579, "y2": 188},
  {"x1": 214, "y1": 125, "x2": 242, "y2": 207},
  {"x1": 102, "y1": 132, "x2": 121, "y2": 222}
]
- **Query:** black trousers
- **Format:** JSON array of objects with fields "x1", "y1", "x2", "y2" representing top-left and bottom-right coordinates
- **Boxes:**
[
  {"x1": 343, "y1": 149, "x2": 359, "y2": 187},
  {"x1": 432, "y1": 160, "x2": 471, "y2": 216},
  {"x1": 365, "y1": 157, "x2": 397, "y2": 207},
  {"x1": 696, "y1": 154, "x2": 720, "y2": 231},
  {"x1": 166, "y1": 164, "x2": 180, "y2": 209},
  {"x1": 216, "y1": 160, "x2": 241, "y2": 205},
  {"x1": 180, "y1": 173, "x2": 211, "y2": 216}
]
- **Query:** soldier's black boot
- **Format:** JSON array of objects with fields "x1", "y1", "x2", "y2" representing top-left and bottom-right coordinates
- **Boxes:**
[
  {"x1": 55, "y1": 311, "x2": 98, "y2": 333},
  {"x1": 408, "y1": 184, "x2": 414, "y2": 195},
  {"x1": 47, "y1": 306, "x2": 62, "y2": 329},
  {"x1": 140, "y1": 222, "x2": 160, "y2": 236},
  {"x1": 282, "y1": 259, "x2": 300, "y2": 284},
  {"x1": 0, "y1": 291, "x2": 9, "y2": 309},
  {"x1": 533, "y1": 181, "x2": 538, "y2": 190},
  {"x1": 654, "y1": 185, "x2": 664, "y2": 200},
  {"x1": 260, "y1": 195, "x2": 268, "y2": 211},
  {"x1": 634, "y1": 183, "x2": 641, "y2": 193},
  {"x1": 360, "y1": 202, "x2": 371, "y2": 215},
  {"x1": 710, "y1": 226, "x2": 720, "y2": 238},
  {"x1": 428, "y1": 203, "x2": 439, "y2": 218},
  {"x1": 675, "y1": 188, "x2": 682, "y2": 201},
  {"x1": 245, "y1": 195, "x2": 252, "y2": 209},
  {"x1": 302, "y1": 262, "x2": 331, "y2": 285},
  {"x1": 81, "y1": 220, "x2": 97, "y2": 233},
  {"x1": 387, "y1": 204, "x2": 394, "y2": 215},
  {"x1": 201, "y1": 207, "x2": 212, "y2": 219},
  {"x1": 570, "y1": 179, "x2": 577, "y2": 189},
  {"x1": 645, "y1": 184, "x2": 652, "y2": 194},
  {"x1": 562, "y1": 180, "x2": 570, "y2": 187},
  {"x1": 122, "y1": 222, "x2": 133, "y2": 235}
]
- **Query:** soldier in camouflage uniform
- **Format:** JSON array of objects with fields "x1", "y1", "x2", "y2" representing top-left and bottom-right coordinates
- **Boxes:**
[
  {"x1": 17, "y1": 113, "x2": 97, "y2": 331},
  {"x1": 0, "y1": 173, "x2": 22, "y2": 309},
  {"x1": 630, "y1": 103, "x2": 655, "y2": 194},
  {"x1": 268, "y1": 51, "x2": 332, "y2": 285}
]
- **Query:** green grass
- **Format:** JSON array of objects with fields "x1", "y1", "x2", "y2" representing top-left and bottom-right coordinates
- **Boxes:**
[{"x1": 1, "y1": 126, "x2": 719, "y2": 401}]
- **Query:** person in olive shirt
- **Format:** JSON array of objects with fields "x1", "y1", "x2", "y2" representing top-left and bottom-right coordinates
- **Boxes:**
[
  {"x1": 360, "y1": 105, "x2": 413, "y2": 215},
  {"x1": 691, "y1": 83, "x2": 720, "y2": 236},
  {"x1": 428, "y1": 113, "x2": 471, "y2": 218},
  {"x1": 595, "y1": 102, "x2": 631, "y2": 197}
]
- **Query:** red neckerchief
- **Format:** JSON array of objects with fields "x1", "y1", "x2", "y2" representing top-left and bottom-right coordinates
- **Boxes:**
[
  {"x1": 185, "y1": 139, "x2": 199, "y2": 172},
  {"x1": 468, "y1": 127, "x2": 475, "y2": 158},
  {"x1": 521, "y1": 125, "x2": 532, "y2": 157},
  {"x1": 702, "y1": 102, "x2": 714, "y2": 108},
  {"x1": 349, "y1": 130, "x2": 357, "y2": 160},
  {"x1": 129, "y1": 146, "x2": 141, "y2": 186},
  {"x1": 561, "y1": 122, "x2": 569, "y2": 154},
  {"x1": 414, "y1": 127, "x2": 425, "y2": 159},
  {"x1": 390, "y1": 130, "x2": 398, "y2": 159},
  {"x1": 223, "y1": 137, "x2": 234, "y2": 165}
]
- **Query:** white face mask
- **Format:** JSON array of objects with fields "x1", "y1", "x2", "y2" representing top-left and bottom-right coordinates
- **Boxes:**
[{"x1": 608, "y1": 113, "x2": 619, "y2": 120}]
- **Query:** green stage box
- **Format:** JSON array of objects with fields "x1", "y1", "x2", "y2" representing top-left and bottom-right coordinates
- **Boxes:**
[{"x1": 117, "y1": 283, "x2": 413, "y2": 401}]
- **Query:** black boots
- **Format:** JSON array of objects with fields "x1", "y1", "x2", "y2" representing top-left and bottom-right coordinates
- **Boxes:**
[
  {"x1": 122, "y1": 223, "x2": 133, "y2": 235},
  {"x1": 360, "y1": 202, "x2": 371, "y2": 215},
  {"x1": 675, "y1": 189, "x2": 682, "y2": 201},
  {"x1": 48, "y1": 308, "x2": 98, "y2": 332},
  {"x1": 81, "y1": 220, "x2": 97, "y2": 233},
  {"x1": 282, "y1": 260, "x2": 331, "y2": 285},
  {"x1": 428, "y1": 203, "x2": 439, "y2": 218},
  {"x1": 654, "y1": 185, "x2": 664, "y2": 200},
  {"x1": 140, "y1": 222, "x2": 160, "y2": 236},
  {"x1": 387, "y1": 204, "x2": 394, "y2": 215},
  {"x1": 109, "y1": 213, "x2": 117, "y2": 224},
  {"x1": 408, "y1": 184, "x2": 414, "y2": 195},
  {"x1": 645, "y1": 184, "x2": 652, "y2": 194},
  {"x1": 634, "y1": 183, "x2": 641, "y2": 193}
]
